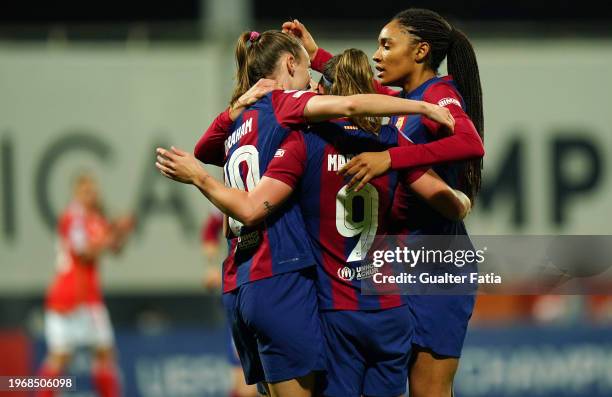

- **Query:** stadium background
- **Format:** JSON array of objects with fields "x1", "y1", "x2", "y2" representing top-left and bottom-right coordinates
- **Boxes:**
[{"x1": 1, "y1": 1, "x2": 611, "y2": 396}]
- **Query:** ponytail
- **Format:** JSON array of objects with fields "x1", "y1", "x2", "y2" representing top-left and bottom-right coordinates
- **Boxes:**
[
  {"x1": 231, "y1": 32, "x2": 253, "y2": 106},
  {"x1": 230, "y1": 30, "x2": 304, "y2": 106},
  {"x1": 446, "y1": 28, "x2": 484, "y2": 201}
]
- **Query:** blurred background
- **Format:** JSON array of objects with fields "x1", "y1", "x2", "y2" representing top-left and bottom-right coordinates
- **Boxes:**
[{"x1": 1, "y1": 1, "x2": 611, "y2": 396}]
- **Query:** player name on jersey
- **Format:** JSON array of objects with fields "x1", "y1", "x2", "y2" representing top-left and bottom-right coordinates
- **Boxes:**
[
  {"x1": 327, "y1": 154, "x2": 355, "y2": 172},
  {"x1": 224, "y1": 117, "x2": 253, "y2": 153}
]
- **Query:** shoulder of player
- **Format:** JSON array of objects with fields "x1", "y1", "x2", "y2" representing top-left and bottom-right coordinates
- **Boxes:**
[
  {"x1": 57, "y1": 203, "x2": 84, "y2": 234},
  {"x1": 423, "y1": 77, "x2": 463, "y2": 107},
  {"x1": 423, "y1": 77, "x2": 458, "y2": 97},
  {"x1": 270, "y1": 89, "x2": 315, "y2": 102},
  {"x1": 249, "y1": 91, "x2": 275, "y2": 109},
  {"x1": 276, "y1": 130, "x2": 308, "y2": 156},
  {"x1": 268, "y1": 89, "x2": 313, "y2": 125}
]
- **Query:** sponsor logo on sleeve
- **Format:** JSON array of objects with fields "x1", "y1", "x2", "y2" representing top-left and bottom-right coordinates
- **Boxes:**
[{"x1": 438, "y1": 97, "x2": 462, "y2": 107}]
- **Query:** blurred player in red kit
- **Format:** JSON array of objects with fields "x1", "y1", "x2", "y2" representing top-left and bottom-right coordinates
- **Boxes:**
[
  {"x1": 201, "y1": 209, "x2": 224, "y2": 290},
  {"x1": 37, "y1": 173, "x2": 135, "y2": 397}
]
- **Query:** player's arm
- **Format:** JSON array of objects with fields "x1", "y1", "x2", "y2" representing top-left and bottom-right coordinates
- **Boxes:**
[
  {"x1": 282, "y1": 19, "x2": 320, "y2": 62},
  {"x1": 282, "y1": 19, "x2": 399, "y2": 96},
  {"x1": 303, "y1": 94, "x2": 454, "y2": 127},
  {"x1": 407, "y1": 170, "x2": 471, "y2": 221},
  {"x1": 76, "y1": 216, "x2": 134, "y2": 261},
  {"x1": 108, "y1": 214, "x2": 135, "y2": 253},
  {"x1": 338, "y1": 84, "x2": 485, "y2": 191},
  {"x1": 194, "y1": 110, "x2": 231, "y2": 166},
  {"x1": 387, "y1": 83, "x2": 484, "y2": 169},
  {"x1": 156, "y1": 147, "x2": 295, "y2": 227},
  {"x1": 67, "y1": 220, "x2": 113, "y2": 262},
  {"x1": 193, "y1": 175, "x2": 293, "y2": 227}
]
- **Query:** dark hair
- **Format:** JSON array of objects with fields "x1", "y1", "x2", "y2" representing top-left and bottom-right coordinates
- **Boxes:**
[
  {"x1": 321, "y1": 49, "x2": 381, "y2": 133},
  {"x1": 394, "y1": 8, "x2": 484, "y2": 202},
  {"x1": 231, "y1": 30, "x2": 304, "y2": 105}
]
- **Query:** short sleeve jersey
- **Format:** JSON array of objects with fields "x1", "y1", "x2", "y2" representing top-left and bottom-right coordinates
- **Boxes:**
[{"x1": 221, "y1": 90, "x2": 318, "y2": 293}]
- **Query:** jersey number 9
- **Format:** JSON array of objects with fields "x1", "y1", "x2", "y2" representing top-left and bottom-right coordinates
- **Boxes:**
[{"x1": 336, "y1": 184, "x2": 379, "y2": 262}]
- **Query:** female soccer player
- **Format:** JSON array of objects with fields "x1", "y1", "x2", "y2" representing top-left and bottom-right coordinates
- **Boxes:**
[
  {"x1": 157, "y1": 47, "x2": 471, "y2": 397},
  {"x1": 37, "y1": 173, "x2": 134, "y2": 397},
  {"x1": 174, "y1": 29, "x2": 453, "y2": 397},
  {"x1": 284, "y1": 10, "x2": 485, "y2": 397}
]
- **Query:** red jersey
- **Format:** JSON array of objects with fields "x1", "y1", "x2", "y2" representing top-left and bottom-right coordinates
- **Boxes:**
[{"x1": 45, "y1": 202, "x2": 110, "y2": 312}]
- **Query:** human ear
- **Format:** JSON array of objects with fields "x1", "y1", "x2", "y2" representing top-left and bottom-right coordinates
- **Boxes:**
[
  {"x1": 286, "y1": 55, "x2": 296, "y2": 77},
  {"x1": 415, "y1": 42, "x2": 430, "y2": 64}
]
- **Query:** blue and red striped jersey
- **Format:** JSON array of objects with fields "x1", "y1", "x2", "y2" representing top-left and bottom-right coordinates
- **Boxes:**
[
  {"x1": 265, "y1": 121, "x2": 426, "y2": 310},
  {"x1": 221, "y1": 89, "x2": 317, "y2": 293},
  {"x1": 390, "y1": 76, "x2": 469, "y2": 236}
]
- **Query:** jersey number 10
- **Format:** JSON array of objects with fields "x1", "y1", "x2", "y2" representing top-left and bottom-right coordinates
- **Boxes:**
[{"x1": 224, "y1": 145, "x2": 260, "y2": 235}]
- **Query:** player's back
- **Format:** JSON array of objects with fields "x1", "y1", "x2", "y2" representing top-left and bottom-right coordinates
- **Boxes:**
[
  {"x1": 298, "y1": 121, "x2": 413, "y2": 311},
  {"x1": 221, "y1": 90, "x2": 316, "y2": 293}
]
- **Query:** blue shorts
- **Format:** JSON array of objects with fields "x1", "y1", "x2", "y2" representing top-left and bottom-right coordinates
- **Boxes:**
[
  {"x1": 222, "y1": 268, "x2": 325, "y2": 384},
  {"x1": 320, "y1": 305, "x2": 414, "y2": 397},
  {"x1": 406, "y1": 294, "x2": 475, "y2": 357},
  {"x1": 226, "y1": 326, "x2": 241, "y2": 367}
]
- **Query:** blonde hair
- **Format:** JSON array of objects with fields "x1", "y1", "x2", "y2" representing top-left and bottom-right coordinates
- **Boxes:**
[{"x1": 322, "y1": 49, "x2": 381, "y2": 133}]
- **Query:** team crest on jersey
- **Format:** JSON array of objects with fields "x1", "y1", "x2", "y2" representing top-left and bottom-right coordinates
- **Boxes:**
[{"x1": 395, "y1": 116, "x2": 406, "y2": 130}]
